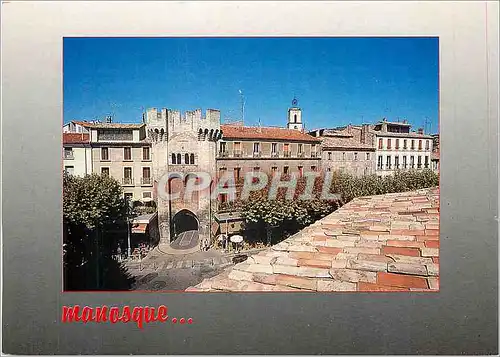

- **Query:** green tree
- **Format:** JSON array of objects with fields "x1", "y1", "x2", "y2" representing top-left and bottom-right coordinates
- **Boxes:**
[{"x1": 63, "y1": 173, "x2": 134, "y2": 290}]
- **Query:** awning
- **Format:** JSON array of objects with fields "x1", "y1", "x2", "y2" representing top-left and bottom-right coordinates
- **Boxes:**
[
  {"x1": 132, "y1": 223, "x2": 147, "y2": 234},
  {"x1": 211, "y1": 222, "x2": 219, "y2": 236}
]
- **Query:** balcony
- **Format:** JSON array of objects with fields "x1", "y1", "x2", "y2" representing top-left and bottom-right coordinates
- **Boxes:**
[
  {"x1": 271, "y1": 152, "x2": 279, "y2": 158},
  {"x1": 283, "y1": 151, "x2": 291, "y2": 158},
  {"x1": 310, "y1": 152, "x2": 318, "y2": 158},
  {"x1": 253, "y1": 151, "x2": 261, "y2": 158},
  {"x1": 141, "y1": 177, "x2": 152, "y2": 186},
  {"x1": 233, "y1": 150, "x2": 243, "y2": 158},
  {"x1": 122, "y1": 177, "x2": 134, "y2": 186},
  {"x1": 297, "y1": 152, "x2": 305, "y2": 158},
  {"x1": 218, "y1": 151, "x2": 229, "y2": 158}
]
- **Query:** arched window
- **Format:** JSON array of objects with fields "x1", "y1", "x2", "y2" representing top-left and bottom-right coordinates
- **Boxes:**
[
  {"x1": 177, "y1": 153, "x2": 181, "y2": 164},
  {"x1": 294, "y1": 114, "x2": 297, "y2": 123},
  {"x1": 190, "y1": 153, "x2": 195, "y2": 164},
  {"x1": 185, "y1": 153, "x2": 189, "y2": 164},
  {"x1": 172, "y1": 153, "x2": 176, "y2": 164}
]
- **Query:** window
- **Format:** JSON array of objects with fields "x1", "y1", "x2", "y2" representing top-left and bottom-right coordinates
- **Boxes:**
[
  {"x1": 219, "y1": 194, "x2": 228, "y2": 203},
  {"x1": 253, "y1": 166, "x2": 260, "y2": 172},
  {"x1": 417, "y1": 156, "x2": 422, "y2": 168},
  {"x1": 403, "y1": 156, "x2": 407, "y2": 168},
  {"x1": 298, "y1": 166, "x2": 303, "y2": 177},
  {"x1": 327, "y1": 168, "x2": 331, "y2": 172},
  {"x1": 298, "y1": 144, "x2": 303, "y2": 153},
  {"x1": 142, "y1": 167, "x2": 151, "y2": 185},
  {"x1": 124, "y1": 147, "x2": 132, "y2": 161},
  {"x1": 411, "y1": 140, "x2": 415, "y2": 150},
  {"x1": 354, "y1": 153, "x2": 358, "y2": 161},
  {"x1": 328, "y1": 152, "x2": 332, "y2": 160},
  {"x1": 64, "y1": 166, "x2": 74, "y2": 175},
  {"x1": 98, "y1": 129, "x2": 133, "y2": 141},
  {"x1": 219, "y1": 167, "x2": 227, "y2": 178},
  {"x1": 424, "y1": 156, "x2": 429, "y2": 168},
  {"x1": 366, "y1": 153, "x2": 370, "y2": 160},
  {"x1": 64, "y1": 147, "x2": 73, "y2": 159},
  {"x1": 184, "y1": 153, "x2": 189, "y2": 164},
  {"x1": 395, "y1": 156, "x2": 399, "y2": 169},
  {"x1": 101, "y1": 167, "x2": 110, "y2": 176},
  {"x1": 387, "y1": 139, "x2": 392, "y2": 149},
  {"x1": 386, "y1": 156, "x2": 392, "y2": 169},
  {"x1": 418, "y1": 140, "x2": 422, "y2": 150},
  {"x1": 234, "y1": 167, "x2": 241, "y2": 180},
  {"x1": 342, "y1": 152, "x2": 346, "y2": 161},
  {"x1": 294, "y1": 114, "x2": 297, "y2": 123},
  {"x1": 253, "y1": 143, "x2": 260, "y2": 153},
  {"x1": 101, "y1": 147, "x2": 109, "y2": 161},
  {"x1": 395, "y1": 139, "x2": 400, "y2": 149},
  {"x1": 271, "y1": 143, "x2": 277, "y2": 153},
  {"x1": 283, "y1": 166, "x2": 289, "y2": 175},
  {"x1": 311, "y1": 166, "x2": 317, "y2": 172},
  {"x1": 190, "y1": 153, "x2": 195, "y2": 164},
  {"x1": 177, "y1": 153, "x2": 181, "y2": 164},
  {"x1": 377, "y1": 156, "x2": 383, "y2": 169},
  {"x1": 220, "y1": 142, "x2": 226, "y2": 153},
  {"x1": 410, "y1": 156, "x2": 415, "y2": 168},
  {"x1": 284, "y1": 143, "x2": 290, "y2": 152},
  {"x1": 172, "y1": 153, "x2": 176, "y2": 164},
  {"x1": 124, "y1": 193, "x2": 133, "y2": 201},
  {"x1": 123, "y1": 167, "x2": 133, "y2": 185},
  {"x1": 426, "y1": 140, "x2": 430, "y2": 150},
  {"x1": 403, "y1": 140, "x2": 407, "y2": 149},
  {"x1": 142, "y1": 147, "x2": 150, "y2": 160},
  {"x1": 271, "y1": 166, "x2": 278, "y2": 175},
  {"x1": 143, "y1": 192, "x2": 152, "y2": 199}
]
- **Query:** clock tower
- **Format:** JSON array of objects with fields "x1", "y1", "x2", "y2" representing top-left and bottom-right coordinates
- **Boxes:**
[{"x1": 287, "y1": 98, "x2": 303, "y2": 131}]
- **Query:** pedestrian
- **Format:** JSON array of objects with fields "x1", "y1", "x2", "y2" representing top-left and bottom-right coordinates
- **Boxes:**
[{"x1": 116, "y1": 245, "x2": 122, "y2": 261}]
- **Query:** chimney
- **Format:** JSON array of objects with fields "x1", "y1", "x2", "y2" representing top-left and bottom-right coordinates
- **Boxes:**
[
  {"x1": 361, "y1": 124, "x2": 370, "y2": 144},
  {"x1": 418, "y1": 128, "x2": 424, "y2": 135},
  {"x1": 347, "y1": 124, "x2": 352, "y2": 134}
]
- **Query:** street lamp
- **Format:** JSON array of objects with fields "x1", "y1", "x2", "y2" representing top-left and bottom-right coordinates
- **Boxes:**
[{"x1": 127, "y1": 199, "x2": 133, "y2": 258}]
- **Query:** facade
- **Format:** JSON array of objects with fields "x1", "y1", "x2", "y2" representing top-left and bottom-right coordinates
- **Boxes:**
[
  {"x1": 372, "y1": 120, "x2": 433, "y2": 177},
  {"x1": 431, "y1": 134, "x2": 440, "y2": 173},
  {"x1": 309, "y1": 125, "x2": 376, "y2": 176},
  {"x1": 63, "y1": 133, "x2": 92, "y2": 177}
]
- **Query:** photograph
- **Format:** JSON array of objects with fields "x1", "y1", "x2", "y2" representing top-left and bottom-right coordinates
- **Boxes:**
[{"x1": 63, "y1": 37, "x2": 440, "y2": 292}]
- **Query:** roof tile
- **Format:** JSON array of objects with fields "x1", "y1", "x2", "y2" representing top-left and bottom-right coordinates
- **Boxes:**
[{"x1": 221, "y1": 125, "x2": 320, "y2": 142}]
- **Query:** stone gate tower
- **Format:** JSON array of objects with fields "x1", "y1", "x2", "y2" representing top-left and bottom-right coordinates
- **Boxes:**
[{"x1": 145, "y1": 108, "x2": 222, "y2": 244}]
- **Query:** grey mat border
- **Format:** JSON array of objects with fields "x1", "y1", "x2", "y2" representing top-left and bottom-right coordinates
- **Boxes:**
[{"x1": 1, "y1": 1, "x2": 498, "y2": 355}]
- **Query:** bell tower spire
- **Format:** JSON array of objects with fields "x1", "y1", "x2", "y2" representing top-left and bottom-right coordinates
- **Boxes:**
[{"x1": 287, "y1": 97, "x2": 303, "y2": 131}]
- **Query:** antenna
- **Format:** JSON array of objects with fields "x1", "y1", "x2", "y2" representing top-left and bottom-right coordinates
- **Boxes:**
[{"x1": 239, "y1": 90, "x2": 245, "y2": 125}]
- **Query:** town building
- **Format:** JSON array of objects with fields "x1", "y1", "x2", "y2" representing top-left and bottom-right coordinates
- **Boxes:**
[
  {"x1": 308, "y1": 124, "x2": 376, "y2": 176},
  {"x1": 431, "y1": 134, "x2": 440, "y2": 173},
  {"x1": 63, "y1": 133, "x2": 92, "y2": 177},
  {"x1": 372, "y1": 119, "x2": 433, "y2": 177}
]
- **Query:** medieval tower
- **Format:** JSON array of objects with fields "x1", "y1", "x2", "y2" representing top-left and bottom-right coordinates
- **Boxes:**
[{"x1": 145, "y1": 108, "x2": 221, "y2": 244}]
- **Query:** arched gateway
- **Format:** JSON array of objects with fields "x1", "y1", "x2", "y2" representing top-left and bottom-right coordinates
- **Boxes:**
[{"x1": 170, "y1": 209, "x2": 200, "y2": 250}]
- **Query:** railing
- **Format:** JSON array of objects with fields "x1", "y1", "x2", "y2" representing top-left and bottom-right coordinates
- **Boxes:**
[
  {"x1": 141, "y1": 177, "x2": 152, "y2": 185},
  {"x1": 311, "y1": 152, "x2": 318, "y2": 158},
  {"x1": 218, "y1": 151, "x2": 229, "y2": 158},
  {"x1": 297, "y1": 152, "x2": 304, "y2": 158},
  {"x1": 253, "y1": 151, "x2": 261, "y2": 158},
  {"x1": 283, "y1": 151, "x2": 291, "y2": 158},
  {"x1": 271, "y1": 152, "x2": 279, "y2": 158},
  {"x1": 233, "y1": 150, "x2": 242, "y2": 158},
  {"x1": 122, "y1": 177, "x2": 134, "y2": 185}
]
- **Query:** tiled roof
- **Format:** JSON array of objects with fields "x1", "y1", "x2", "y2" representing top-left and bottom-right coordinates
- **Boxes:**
[
  {"x1": 187, "y1": 187, "x2": 439, "y2": 292},
  {"x1": 73, "y1": 121, "x2": 145, "y2": 129},
  {"x1": 221, "y1": 125, "x2": 320, "y2": 143},
  {"x1": 63, "y1": 133, "x2": 90, "y2": 144}
]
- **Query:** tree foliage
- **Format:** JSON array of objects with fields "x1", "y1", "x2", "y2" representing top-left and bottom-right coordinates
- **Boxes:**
[{"x1": 63, "y1": 173, "x2": 134, "y2": 290}]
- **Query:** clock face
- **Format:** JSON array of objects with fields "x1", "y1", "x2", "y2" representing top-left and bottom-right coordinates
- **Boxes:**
[{"x1": 292, "y1": 98, "x2": 298, "y2": 106}]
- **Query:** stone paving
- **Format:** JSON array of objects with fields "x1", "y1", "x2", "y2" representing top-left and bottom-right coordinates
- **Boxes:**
[{"x1": 187, "y1": 187, "x2": 440, "y2": 292}]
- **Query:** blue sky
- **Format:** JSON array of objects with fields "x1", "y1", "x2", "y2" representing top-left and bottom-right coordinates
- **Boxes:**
[{"x1": 64, "y1": 37, "x2": 439, "y2": 133}]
